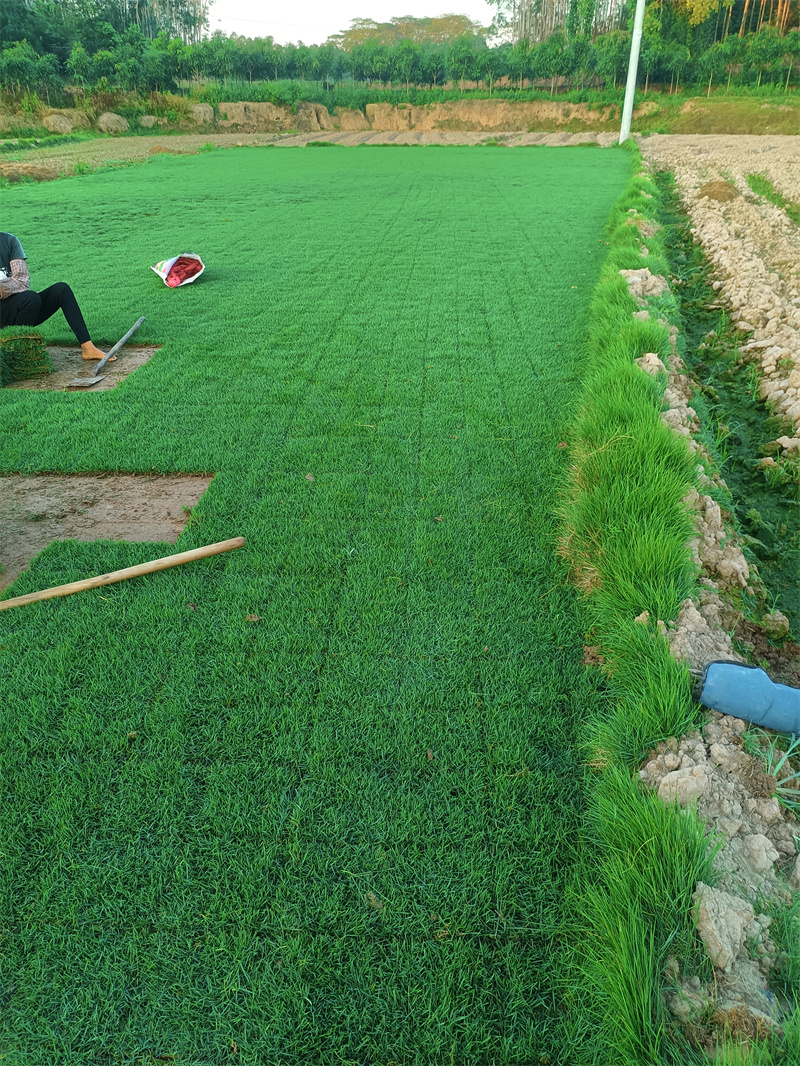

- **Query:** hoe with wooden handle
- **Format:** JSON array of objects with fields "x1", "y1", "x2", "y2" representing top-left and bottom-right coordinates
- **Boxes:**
[
  {"x1": 0, "y1": 538, "x2": 245, "y2": 611},
  {"x1": 67, "y1": 315, "x2": 146, "y2": 388}
]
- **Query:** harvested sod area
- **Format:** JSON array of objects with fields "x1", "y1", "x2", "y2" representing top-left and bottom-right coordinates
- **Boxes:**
[
  {"x1": 0, "y1": 146, "x2": 629, "y2": 1063},
  {"x1": 0, "y1": 473, "x2": 211, "y2": 591}
]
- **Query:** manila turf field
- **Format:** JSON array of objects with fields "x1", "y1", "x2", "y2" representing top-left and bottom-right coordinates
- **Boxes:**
[{"x1": 0, "y1": 145, "x2": 629, "y2": 1063}]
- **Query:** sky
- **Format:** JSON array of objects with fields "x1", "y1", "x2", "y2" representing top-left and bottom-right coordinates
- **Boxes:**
[{"x1": 208, "y1": 2, "x2": 500, "y2": 46}]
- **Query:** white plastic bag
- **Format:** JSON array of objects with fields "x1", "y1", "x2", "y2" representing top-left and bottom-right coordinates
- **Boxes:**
[{"x1": 151, "y1": 253, "x2": 205, "y2": 288}]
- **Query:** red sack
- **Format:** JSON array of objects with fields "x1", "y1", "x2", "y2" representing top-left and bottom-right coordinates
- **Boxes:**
[
  {"x1": 166, "y1": 256, "x2": 204, "y2": 287},
  {"x1": 151, "y1": 253, "x2": 205, "y2": 288}
]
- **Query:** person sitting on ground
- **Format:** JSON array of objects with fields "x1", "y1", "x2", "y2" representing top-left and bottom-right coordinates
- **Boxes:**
[{"x1": 0, "y1": 232, "x2": 113, "y2": 361}]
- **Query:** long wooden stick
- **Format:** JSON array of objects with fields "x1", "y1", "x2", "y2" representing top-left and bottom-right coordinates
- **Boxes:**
[{"x1": 0, "y1": 537, "x2": 245, "y2": 611}]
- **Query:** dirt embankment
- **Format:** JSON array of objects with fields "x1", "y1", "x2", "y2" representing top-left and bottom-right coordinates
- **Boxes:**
[
  {"x1": 215, "y1": 97, "x2": 627, "y2": 133},
  {"x1": 2, "y1": 96, "x2": 797, "y2": 152},
  {"x1": 365, "y1": 98, "x2": 621, "y2": 131},
  {"x1": 178, "y1": 97, "x2": 800, "y2": 135},
  {"x1": 0, "y1": 107, "x2": 93, "y2": 133}
]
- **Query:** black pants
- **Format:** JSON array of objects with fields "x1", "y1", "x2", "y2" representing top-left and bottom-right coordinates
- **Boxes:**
[{"x1": 0, "y1": 283, "x2": 91, "y2": 344}]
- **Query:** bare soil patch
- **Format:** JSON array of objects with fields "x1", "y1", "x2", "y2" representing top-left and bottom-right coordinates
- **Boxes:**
[
  {"x1": 0, "y1": 161, "x2": 59, "y2": 182},
  {"x1": 734, "y1": 620, "x2": 800, "y2": 688},
  {"x1": 0, "y1": 128, "x2": 623, "y2": 174},
  {"x1": 641, "y1": 133, "x2": 800, "y2": 209},
  {"x1": 148, "y1": 144, "x2": 193, "y2": 155},
  {"x1": 279, "y1": 129, "x2": 618, "y2": 147},
  {"x1": 0, "y1": 474, "x2": 211, "y2": 591},
  {"x1": 0, "y1": 132, "x2": 288, "y2": 174},
  {"x1": 5, "y1": 345, "x2": 158, "y2": 391},
  {"x1": 697, "y1": 179, "x2": 739, "y2": 202}
]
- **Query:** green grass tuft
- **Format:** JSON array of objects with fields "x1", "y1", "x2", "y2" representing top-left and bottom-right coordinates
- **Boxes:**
[{"x1": 746, "y1": 172, "x2": 800, "y2": 226}]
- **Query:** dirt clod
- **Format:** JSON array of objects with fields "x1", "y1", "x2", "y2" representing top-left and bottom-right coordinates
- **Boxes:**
[
  {"x1": 698, "y1": 180, "x2": 739, "y2": 202},
  {"x1": 641, "y1": 712, "x2": 798, "y2": 903}
]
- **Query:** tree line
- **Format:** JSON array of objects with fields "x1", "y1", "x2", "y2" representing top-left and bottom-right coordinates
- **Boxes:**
[{"x1": 0, "y1": 0, "x2": 798, "y2": 101}]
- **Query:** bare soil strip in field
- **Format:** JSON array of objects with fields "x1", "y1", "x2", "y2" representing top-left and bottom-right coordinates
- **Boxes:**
[
  {"x1": 641, "y1": 135, "x2": 800, "y2": 440},
  {"x1": 1, "y1": 128, "x2": 622, "y2": 174},
  {"x1": 0, "y1": 474, "x2": 211, "y2": 590},
  {"x1": 5, "y1": 345, "x2": 159, "y2": 392},
  {"x1": 5, "y1": 130, "x2": 797, "y2": 181}
]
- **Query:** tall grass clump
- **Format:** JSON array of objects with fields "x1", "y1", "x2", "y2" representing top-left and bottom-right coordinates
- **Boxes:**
[
  {"x1": 561, "y1": 149, "x2": 700, "y2": 766},
  {"x1": 561, "y1": 143, "x2": 718, "y2": 1063}
]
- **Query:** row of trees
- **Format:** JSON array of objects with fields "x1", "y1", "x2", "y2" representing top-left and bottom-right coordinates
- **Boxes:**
[
  {"x1": 0, "y1": 0, "x2": 208, "y2": 58},
  {"x1": 500, "y1": 0, "x2": 796, "y2": 43},
  {"x1": 0, "y1": 0, "x2": 798, "y2": 99}
]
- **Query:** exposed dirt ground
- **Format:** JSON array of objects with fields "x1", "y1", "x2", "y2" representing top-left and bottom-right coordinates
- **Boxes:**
[
  {"x1": 0, "y1": 474, "x2": 211, "y2": 591},
  {"x1": 642, "y1": 134, "x2": 800, "y2": 204},
  {"x1": 8, "y1": 129, "x2": 797, "y2": 183},
  {"x1": 275, "y1": 129, "x2": 619, "y2": 147},
  {"x1": 735, "y1": 620, "x2": 800, "y2": 688},
  {"x1": 5, "y1": 345, "x2": 158, "y2": 391},
  {"x1": 640, "y1": 135, "x2": 800, "y2": 440},
  {"x1": 0, "y1": 129, "x2": 625, "y2": 173}
]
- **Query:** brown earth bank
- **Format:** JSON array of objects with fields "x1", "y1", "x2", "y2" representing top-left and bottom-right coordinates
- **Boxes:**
[
  {"x1": 1, "y1": 98, "x2": 624, "y2": 137},
  {"x1": 4, "y1": 96, "x2": 797, "y2": 144},
  {"x1": 216, "y1": 97, "x2": 638, "y2": 133}
]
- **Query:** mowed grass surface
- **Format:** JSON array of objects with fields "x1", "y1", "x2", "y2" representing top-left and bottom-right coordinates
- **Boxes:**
[{"x1": 0, "y1": 147, "x2": 628, "y2": 1064}]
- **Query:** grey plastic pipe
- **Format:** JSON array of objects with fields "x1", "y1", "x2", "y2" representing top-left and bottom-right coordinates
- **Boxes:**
[{"x1": 697, "y1": 661, "x2": 800, "y2": 734}]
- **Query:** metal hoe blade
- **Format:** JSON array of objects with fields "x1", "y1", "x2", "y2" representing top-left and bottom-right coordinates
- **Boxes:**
[{"x1": 67, "y1": 315, "x2": 146, "y2": 388}]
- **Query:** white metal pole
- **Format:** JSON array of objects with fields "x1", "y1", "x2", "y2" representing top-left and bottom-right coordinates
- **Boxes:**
[{"x1": 619, "y1": 0, "x2": 648, "y2": 144}]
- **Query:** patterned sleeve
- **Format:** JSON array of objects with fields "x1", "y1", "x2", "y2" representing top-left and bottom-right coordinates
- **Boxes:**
[{"x1": 0, "y1": 258, "x2": 31, "y2": 298}]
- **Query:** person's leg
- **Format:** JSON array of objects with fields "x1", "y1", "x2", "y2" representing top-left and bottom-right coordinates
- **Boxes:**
[
  {"x1": 0, "y1": 290, "x2": 42, "y2": 328},
  {"x1": 33, "y1": 283, "x2": 112, "y2": 361}
]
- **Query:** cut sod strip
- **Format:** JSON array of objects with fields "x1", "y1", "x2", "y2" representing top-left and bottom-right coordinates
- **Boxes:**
[{"x1": 0, "y1": 147, "x2": 629, "y2": 1062}]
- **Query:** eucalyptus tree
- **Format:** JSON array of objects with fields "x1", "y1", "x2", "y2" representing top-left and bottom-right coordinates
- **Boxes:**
[
  {"x1": 592, "y1": 28, "x2": 631, "y2": 88},
  {"x1": 489, "y1": 0, "x2": 628, "y2": 43}
]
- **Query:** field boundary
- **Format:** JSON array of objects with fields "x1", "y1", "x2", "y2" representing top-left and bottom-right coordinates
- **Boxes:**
[
  {"x1": 561, "y1": 144, "x2": 721, "y2": 1064},
  {"x1": 561, "y1": 142, "x2": 800, "y2": 1063}
]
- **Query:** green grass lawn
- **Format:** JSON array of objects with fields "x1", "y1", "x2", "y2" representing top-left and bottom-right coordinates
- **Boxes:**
[{"x1": 0, "y1": 146, "x2": 628, "y2": 1064}]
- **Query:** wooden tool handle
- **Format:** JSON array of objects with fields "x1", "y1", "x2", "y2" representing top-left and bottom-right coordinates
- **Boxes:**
[
  {"x1": 0, "y1": 537, "x2": 245, "y2": 611},
  {"x1": 94, "y1": 315, "x2": 146, "y2": 374}
]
